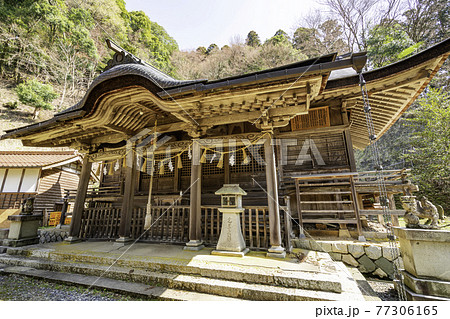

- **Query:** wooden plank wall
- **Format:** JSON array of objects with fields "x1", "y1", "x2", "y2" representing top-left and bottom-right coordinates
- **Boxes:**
[
  {"x1": 34, "y1": 168, "x2": 80, "y2": 215},
  {"x1": 0, "y1": 193, "x2": 34, "y2": 210},
  {"x1": 283, "y1": 131, "x2": 350, "y2": 174}
]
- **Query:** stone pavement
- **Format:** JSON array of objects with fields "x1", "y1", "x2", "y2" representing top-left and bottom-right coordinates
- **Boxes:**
[{"x1": 0, "y1": 241, "x2": 379, "y2": 301}]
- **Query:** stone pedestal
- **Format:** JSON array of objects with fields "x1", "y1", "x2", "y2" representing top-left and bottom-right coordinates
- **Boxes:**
[
  {"x1": 114, "y1": 236, "x2": 134, "y2": 247},
  {"x1": 3, "y1": 214, "x2": 42, "y2": 247},
  {"x1": 184, "y1": 240, "x2": 205, "y2": 251},
  {"x1": 393, "y1": 227, "x2": 450, "y2": 300},
  {"x1": 211, "y1": 208, "x2": 249, "y2": 257}
]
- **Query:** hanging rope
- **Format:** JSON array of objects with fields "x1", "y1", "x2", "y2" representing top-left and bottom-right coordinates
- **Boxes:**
[
  {"x1": 358, "y1": 72, "x2": 407, "y2": 301},
  {"x1": 144, "y1": 121, "x2": 158, "y2": 230}
]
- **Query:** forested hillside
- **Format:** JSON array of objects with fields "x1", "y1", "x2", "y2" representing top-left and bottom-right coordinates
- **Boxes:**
[
  {"x1": 0, "y1": 0, "x2": 448, "y2": 208},
  {"x1": 0, "y1": 0, "x2": 177, "y2": 110}
]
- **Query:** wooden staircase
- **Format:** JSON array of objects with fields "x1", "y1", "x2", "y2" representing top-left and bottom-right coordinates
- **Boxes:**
[{"x1": 292, "y1": 172, "x2": 363, "y2": 238}]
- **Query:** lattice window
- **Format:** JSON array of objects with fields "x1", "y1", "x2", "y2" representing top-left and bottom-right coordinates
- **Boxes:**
[
  {"x1": 291, "y1": 106, "x2": 330, "y2": 131},
  {"x1": 201, "y1": 149, "x2": 224, "y2": 176},
  {"x1": 230, "y1": 145, "x2": 265, "y2": 173},
  {"x1": 180, "y1": 151, "x2": 192, "y2": 177}
]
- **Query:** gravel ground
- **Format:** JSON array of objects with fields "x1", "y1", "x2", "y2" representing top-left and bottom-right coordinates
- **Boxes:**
[
  {"x1": 0, "y1": 271, "x2": 401, "y2": 301},
  {"x1": 0, "y1": 273, "x2": 147, "y2": 301},
  {"x1": 367, "y1": 279, "x2": 400, "y2": 301}
]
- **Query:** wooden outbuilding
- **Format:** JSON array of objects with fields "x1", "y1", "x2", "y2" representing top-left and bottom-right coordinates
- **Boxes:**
[
  {"x1": 0, "y1": 151, "x2": 84, "y2": 227},
  {"x1": 2, "y1": 38, "x2": 449, "y2": 256}
]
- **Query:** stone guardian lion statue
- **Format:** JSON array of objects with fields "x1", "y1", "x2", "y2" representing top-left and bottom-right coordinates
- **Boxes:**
[{"x1": 400, "y1": 196, "x2": 441, "y2": 229}]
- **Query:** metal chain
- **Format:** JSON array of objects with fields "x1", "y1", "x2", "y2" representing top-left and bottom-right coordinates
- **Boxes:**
[{"x1": 358, "y1": 72, "x2": 408, "y2": 301}]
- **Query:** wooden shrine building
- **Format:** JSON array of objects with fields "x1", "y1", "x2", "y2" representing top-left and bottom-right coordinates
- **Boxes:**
[
  {"x1": 0, "y1": 150, "x2": 85, "y2": 228},
  {"x1": 2, "y1": 38, "x2": 449, "y2": 257}
]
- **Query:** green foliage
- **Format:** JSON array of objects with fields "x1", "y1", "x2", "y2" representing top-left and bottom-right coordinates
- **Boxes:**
[
  {"x1": 15, "y1": 79, "x2": 58, "y2": 111},
  {"x1": 196, "y1": 46, "x2": 207, "y2": 55},
  {"x1": 402, "y1": 0, "x2": 449, "y2": 44},
  {"x1": 206, "y1": 43, "x2": 219, "y2": 54},
  {"x1": 397, "y1": 42, "x2": 423, "y2": 60},
  {"x1": 404, "y1": 88, "x2": 450, "y2": 211},
  {"x1": 265, "y1": 29, "x2": 291, "y2": 46},
  {"x1": 366, "y1": 24, "x2": 415, "y2": 68},
  {"x1": 246, "y1": 31, "x2": 261, "y2": 47},
  {"x1": 0, "y1": 0, "x2": 180, "y2": 107},
  {"x1": 127, "y1": 11, "x2": 178, "y2": 72}
]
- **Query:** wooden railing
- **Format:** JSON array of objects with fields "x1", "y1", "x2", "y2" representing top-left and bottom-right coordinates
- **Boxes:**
[
  {"x1": 133, "y1": 206, "x2": 190, "y2": 243},
  {"x1": 354, "y1": 168, "x2": 410, "y2": 185},
  {"x1": 78, "y1": 204, "x2": 292, "y2": 250},
  {"x1": 79, "y1": 206, "x2": 121, "y2": 239},
  {"x1": 201, "y1": 205, "x2": 290, "y2": 250}
]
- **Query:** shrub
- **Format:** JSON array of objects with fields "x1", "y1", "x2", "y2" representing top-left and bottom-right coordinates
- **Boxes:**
[{"x1": 15, "y1": 79, "x2": 58, "y2": 118}]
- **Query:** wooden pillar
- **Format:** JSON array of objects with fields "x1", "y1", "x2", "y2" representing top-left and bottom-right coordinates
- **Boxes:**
[
  {"x1": 388, "y1": 193, "x2": 399, "y2": 226},
  {"x1": 264, "y1": 134, "x2": 286, "y2": 258},
  {"x1": 117, "y1": 149, "x2": 137, "y2": 244},
  {"x1": 57, "y1": 190, "x2": 70, "y2": 228},
  {"x1": 66, "y1": 155, "x2": 92, "y2": 242},
  {"x1": 185, "y1": 139, "x2": 204, "y2": 250},
  {"x1": 283, "y1": 196, "x2": 293, "y2": 253},
  {"x1": 349, "y1": 175, "x2": 365, "y2": 241}
]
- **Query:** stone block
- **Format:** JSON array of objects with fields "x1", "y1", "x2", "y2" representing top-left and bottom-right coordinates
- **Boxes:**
[
  {"x1": 358, "y1": 265, "x2": 369, "y2": 273},
  {"x1": 402, "y1": 270, "x2": 450, "y2": 299},
  {"x1": 357, "y1": 255, "x2": 376, "y2": 273},
  {"x1": 0, "y1": 229, "x2": 10, "y2": 239},
  {"x1": 342, "y1": 254, "x2": 359, "y2": 267},
  {"x1": 319, "y1": 242, "x2": 332, "y2": 253},
  {"x1": 393, "y1": 227, "x2": 450, "y2": 281},
  {"x1": 373, "y1": 268, "x2": 388, "y2": 278},
  {"x1": 374, "y1": 257, "x2": 394, "y2": 278},
  {"x1": 331, "y1": 242, "x2": 348, "y2": 254},
  {"x1": 296, "y1": 239, "x2": 311, "y2": 250},
  {"x1": 365, "y1": 245, "x2": 382, "y2": 259},
  {"x1": 382, "y1": 247, "x2": 400, "y2": 261},
  {"x1": 328, "y1": 252, "x2": 342, "y2": 261},
  {"x1": 348, "y1": 244, "x2": 365, "y2": 258},
  {"x1": 307, "y1": 240, "x2": 322, "y2": 252}
]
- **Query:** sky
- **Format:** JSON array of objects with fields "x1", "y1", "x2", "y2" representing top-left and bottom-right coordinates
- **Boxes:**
[{"x1": 125, "y1": 0, "x2": 326, "y2": 51}]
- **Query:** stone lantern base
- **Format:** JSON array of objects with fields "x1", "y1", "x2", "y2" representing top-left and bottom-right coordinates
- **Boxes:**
[
  {"x1": 211, "y1": 208, "x2": 249, "y2": 257},
  {"x1": 3, "y1": 214, "x2": 42, "y2": 247}
]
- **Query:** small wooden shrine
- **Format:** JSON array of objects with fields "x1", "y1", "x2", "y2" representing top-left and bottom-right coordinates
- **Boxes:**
[{"x1": 2, "y1": 38, "x2": 449, "y2": 257}]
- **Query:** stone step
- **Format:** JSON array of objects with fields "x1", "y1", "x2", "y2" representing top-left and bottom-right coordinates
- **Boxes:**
[
  {"x1": 7, "y1": 246, "x2": 344, "y2": 293},
  {"x1": 0, "y1": 255, "x2": 364, "y2": 301},
  {"x1": 0, "y1": 264, "x2": 238, "y2": 301}
]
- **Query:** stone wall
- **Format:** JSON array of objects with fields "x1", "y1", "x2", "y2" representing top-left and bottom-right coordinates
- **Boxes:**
[
  {"x1": 38, "y1": 228, "x2": 69, "y2": 244},
  {"x1": 293, "y1": 238, "x2": 403, "y2": 279}
]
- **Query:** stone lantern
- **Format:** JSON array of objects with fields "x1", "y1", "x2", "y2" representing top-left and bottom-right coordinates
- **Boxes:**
[
  {"x1": 211, "y1": 184, "x2": 249, "y2": 257},
  {"x1": 4, "y1": 197, "x2": 41, "y2": 247}
]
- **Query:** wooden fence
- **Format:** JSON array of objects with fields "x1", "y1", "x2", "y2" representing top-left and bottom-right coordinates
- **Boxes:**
[
  {"x1": 78, "y1": 205, "x2": 292, "y2": 250},
  {"x1": 133, "y1": 206, "x2": 190, "y2": 243},
  {"x1": 79, "y1": 206, "x2": 121, "y2": 239}
]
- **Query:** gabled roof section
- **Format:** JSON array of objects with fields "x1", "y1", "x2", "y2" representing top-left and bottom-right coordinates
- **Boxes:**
[
  {"x1": 318, "y1": 37, "x2": 450, "y2": 149},
  {"x1": 0, "y1": 151, "x2": 79, "y2": 168},
  {"x1": 2, "y1": 44, "x2": 366, "y2": 148}
]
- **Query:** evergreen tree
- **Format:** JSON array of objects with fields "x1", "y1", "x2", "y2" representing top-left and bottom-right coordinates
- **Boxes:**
[{"x1": 246, "y1": 30, "x2": 261, "y2": 47}]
